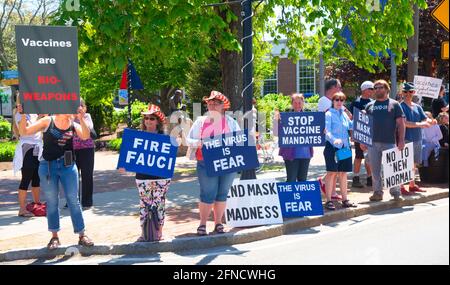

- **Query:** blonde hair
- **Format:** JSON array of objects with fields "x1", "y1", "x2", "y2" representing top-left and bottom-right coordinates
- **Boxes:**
[{"x1": 291, "y1": 93, "x2": 305, "y2": 102}]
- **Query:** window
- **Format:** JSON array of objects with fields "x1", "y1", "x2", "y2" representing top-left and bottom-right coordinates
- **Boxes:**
[
  {"x1": 297, "y1": 59, "x2": 315, "y2": 96},
  {"x1": 262, "y1": 70, "x2": 278, "y2": 95}
]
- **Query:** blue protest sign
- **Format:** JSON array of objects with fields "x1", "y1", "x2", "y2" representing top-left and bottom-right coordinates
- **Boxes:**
[
  {"x1": 117, "y1": 128, "x2": 178, "y2": 178},
  {"x1": 202, "y1": 130, "x2": 259, "y2": 177},
  {"x1": 277, "y1": 181, "x2": 324, "y2": 217},
  {"x1": 352, "y1": 107, "x2": 373, "y2": 146},
  {"x1": 278, "y1": 112, "x2": 325, "y2": 147}
]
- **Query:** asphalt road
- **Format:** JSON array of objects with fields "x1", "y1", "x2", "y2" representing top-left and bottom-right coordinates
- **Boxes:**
[{"x1": 5, "y1": 198, "x2": 448, "y2": 265}]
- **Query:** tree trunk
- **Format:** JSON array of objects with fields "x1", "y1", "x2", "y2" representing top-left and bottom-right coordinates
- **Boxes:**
[{"x1": 218, "y1": 4, "x2": 243, "y2": 112}]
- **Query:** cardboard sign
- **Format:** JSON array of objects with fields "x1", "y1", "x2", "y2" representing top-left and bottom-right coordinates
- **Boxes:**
[
  {"x1": 15, "y1": 25, "x2": 80, "y2": 114},
  {"x1": 117, "y1": 129, "x2": 178, "y2": 178},
  {"x1": 277, "y1": 181, "x2": 324, "y2": 217},
  {"x1": 201, "y1": 130, "x2": 259, "y2": 176},
  {"x1": 382, "y1": 143, "x2": 414, "y2": 188},
  {"x1": 352, "y1": 108, "x2": 373, "y2": 146},
  {"x1": 413, "y1": 75, "x2": 443, "y2": 99},
  {"x1": 278, "y1": 112, "x2": 325, "y2": 147},
  {"x1": 226, "y1": 179, "x2": 283, "y2": 227},
  {"x1": 0, "y1": 86, "x2": 13, "y2": 116}
]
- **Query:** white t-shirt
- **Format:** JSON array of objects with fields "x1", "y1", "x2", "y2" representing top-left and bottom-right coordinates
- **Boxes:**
[
  {"x1": 15, "y1": 113, "x2": 42, "y2": 144},
  {"x1": 318, "y1": 96, "x2": 332, "y2": 112},
  {"x1": 318, "y1": 96, "x2": 346, "y2": 112}
]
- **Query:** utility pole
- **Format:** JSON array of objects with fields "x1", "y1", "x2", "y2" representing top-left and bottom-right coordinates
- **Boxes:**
[
  {"x1": 390, "y1": 53, "x2": 397, "y2": 99},
  {"x1": 239, "y1": 0, "x2": 257, "y2": 180},
  {"x1": 407, "y1": 4, "x2": 419, "y2": 82}
]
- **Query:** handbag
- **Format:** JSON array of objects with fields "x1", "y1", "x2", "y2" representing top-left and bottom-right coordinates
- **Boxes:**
[
  {"x1": 336, "y1": 146, "x2": 352, "y2": 161},
  {"x1": 335, "y1": 137, "x2": 352, "y2": 161}
]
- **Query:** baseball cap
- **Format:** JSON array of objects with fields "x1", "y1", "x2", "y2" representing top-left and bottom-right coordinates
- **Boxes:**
[
  {"x1": 403, "y1": 82, "x2": 415, "y2": 91},
  {"x1": 360, "y1": 81, "x2": 374, "y2": 91}
]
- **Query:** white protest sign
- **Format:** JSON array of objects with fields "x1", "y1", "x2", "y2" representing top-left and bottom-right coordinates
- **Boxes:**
[
  {"x1": 382, "y1": 143, "x2": 414, "y2": 188},
  {"x1": 413, "y1": 75, "x2": 443, "y2": 99},
  {"x1": 225, "y1": 179, "x2": 283, "y2": 228}
]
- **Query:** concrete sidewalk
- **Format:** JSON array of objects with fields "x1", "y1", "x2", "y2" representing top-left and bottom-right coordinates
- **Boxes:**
[
  {"x1": 0, "y1": 148, "x2": 448, "y2": 262},
  {"x1": 0, "y1": 171, "x2": 447, "y2": 262}
]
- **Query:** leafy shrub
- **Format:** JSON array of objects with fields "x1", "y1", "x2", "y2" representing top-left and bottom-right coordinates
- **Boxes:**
[
  {"x1": 0, "y1": 141, "x2": 17, "y2": 162},
  {"x1": 107, "y1": 138, "x2": 122, "y2": 151},
  {"x1": 256, "y1": 93, "x2": 291, "y2": 133},
  {"x1": 0, "y1": 116, "x2": 11, "y2": 139}
]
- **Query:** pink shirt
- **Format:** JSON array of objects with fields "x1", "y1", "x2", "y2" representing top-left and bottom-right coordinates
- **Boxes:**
[{"x1": 196, "y1": 117, "x2": 230, "y2": 161}]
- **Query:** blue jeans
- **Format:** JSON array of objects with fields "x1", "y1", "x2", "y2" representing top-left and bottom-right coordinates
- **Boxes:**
[
  {"x1": 38, "y1": 158, "x2": 85, "y2": 233},
  {"x1": 367, "y1": 142, "x2": 401, "y2": 197},
  {"x1": 196, "y1": 161, "x2": 237, "y2": 204},
  {"x1": 284, "y1": 158, "x2": 311, "y2": 182}
]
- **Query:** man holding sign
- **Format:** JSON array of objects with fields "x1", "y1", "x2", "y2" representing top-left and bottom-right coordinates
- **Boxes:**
[
  {"x1": 400, "y1": 82, "x2": 436, "y2": 194},
  {"x1": 187, "y1": 91, "x2": 242, "y2": 236},
  {"x1": 364, "y1": 80, "x2": 406, "y2": 202}
]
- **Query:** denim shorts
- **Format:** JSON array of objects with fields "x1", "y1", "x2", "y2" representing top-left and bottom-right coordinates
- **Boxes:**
[
  {"x1": 196, "y1": 161, "x2": 237, "y2": 204},
  {"x1": 407, "y1": 140, "x2": 422, "y2": 165}
]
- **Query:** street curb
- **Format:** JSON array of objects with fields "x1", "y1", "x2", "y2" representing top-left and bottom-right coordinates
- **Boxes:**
[{"x1": 1, "y1": 190, "x2": 448, "y2": 262}]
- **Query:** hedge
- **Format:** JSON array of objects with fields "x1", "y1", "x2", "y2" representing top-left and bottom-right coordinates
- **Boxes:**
[{"x1": 0, "y1": 141, "x2": 17, "y2": 162}]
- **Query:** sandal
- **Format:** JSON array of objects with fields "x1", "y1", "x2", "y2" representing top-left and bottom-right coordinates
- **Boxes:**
[
  {"x1": 213, "y1": 223, "x2": 225, "y2": 234},
  {"x1": 18, "y1": 210, "x2": 34, "y2": 217},
  {"x1": 325, "y1": 201, "x2": 335, "y2": 210},
  {"x1": 342, "y1": 200, "x2": 357, "y2": 208},
  {"x1": 78, "y1": 235, "x2": 94, "y2": 247},
  {"x1": 47, "y1": 237, "x2": 60, "y2": 250},
  {"x1": 196, "y1": 225, "x2": 207, "y2": 236}
]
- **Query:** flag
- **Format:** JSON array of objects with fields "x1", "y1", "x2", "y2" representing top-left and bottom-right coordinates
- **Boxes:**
[{"x1": 119, "y1": 59, "x2": 144, "y2": 90}]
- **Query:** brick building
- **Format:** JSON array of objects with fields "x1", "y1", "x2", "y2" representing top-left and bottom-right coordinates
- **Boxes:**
[{"x1": 262, "y1": 40, "x2": 317, "y2": 98}]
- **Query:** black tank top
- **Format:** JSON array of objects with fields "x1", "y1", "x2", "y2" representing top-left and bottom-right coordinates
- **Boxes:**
[{"x1": 43, "y1": 117, "x2": 74, "y2": 161}]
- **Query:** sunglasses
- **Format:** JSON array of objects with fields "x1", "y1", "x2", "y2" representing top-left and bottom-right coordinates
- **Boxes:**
[
  {"x1": 373, "y1": 86, "x2": 384, "y2": 90},
  {"x1": 367, "y1": 88, "x2": 374, "y2": 90},
  {"x1": 144, "y1": 117, "x2": 157, "y2": 121},
  {"x1": 403, "y1": 90, "x2": 414, "y2": 93},
  {"x1": 334, "y1": 99, "x2": 345, "y2": 102}
]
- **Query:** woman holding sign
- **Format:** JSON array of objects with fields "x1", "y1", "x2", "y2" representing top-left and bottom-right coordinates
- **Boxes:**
[
  {"x1": 278, "y1": 93, "x2": 313, "y2": 182},
  {"x1": 323, "y1": 92, "x2": 357, "y2": 210},
  {"x1": 187, "y1": 91, "x2": 240, "y2": 236},
  {"x1": 17, "y1": 104, "x2": 94, "y2": 250},
  {"x1": 119, "y1": 104, "x2": 170, "y2": 242}
]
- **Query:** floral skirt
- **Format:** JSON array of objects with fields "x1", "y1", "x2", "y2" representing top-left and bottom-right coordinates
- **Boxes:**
[{"x1": 136, "y1": 179, "x2": 171, "y2": 228}]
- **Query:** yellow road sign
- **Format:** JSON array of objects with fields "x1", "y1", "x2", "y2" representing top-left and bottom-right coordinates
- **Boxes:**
[
  {"x1": 432, "y1": 0, "x2": 449, "y2": 31},
  {"x1": 443, "y1": 41, "x2": 449, "y2": 60}
]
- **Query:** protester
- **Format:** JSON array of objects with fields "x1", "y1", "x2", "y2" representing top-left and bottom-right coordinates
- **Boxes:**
[
  {"x1": 119, "y1": 104, "x2": 170, "y2": 242},
  {"x1": 278, "y1": 94, "x2": 313, "y2": 182},
  {"x1": 317, "y1": 78, "x2": 349, "y2": 200},
  {"x1": 400, "y1": 82, "x2": 435, "y2": 194},
  {"x1": 12, "y1": 103, "x2": 42, "y2": 217},
  {"x1": 349, "y1": 81, "x2": 374, "y2": 188},
  {"x1": 437, "y1": 112, "x2": 449, "y2": 148},
  {"x1": 431, "y1": 85, "x2": 449, "y2": 118},
  {"x1": 18, "y1": 104, "x2": 94, "y2": 250},
  {"x1": 364, "y1": 80, "x2": 406, "y2": 202},
  {"x1": 187, "y1": 91, "x2": 240, "y2": 236},
  {"x1": 73, "y1": 98, "x2": 95, "y2": 209},
  {"x1": 422, "y1": 112, "x2": 443, "y2": 166},
  {"x1": 323, "y1": 92, "x2": 356, "y2": 210}
]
